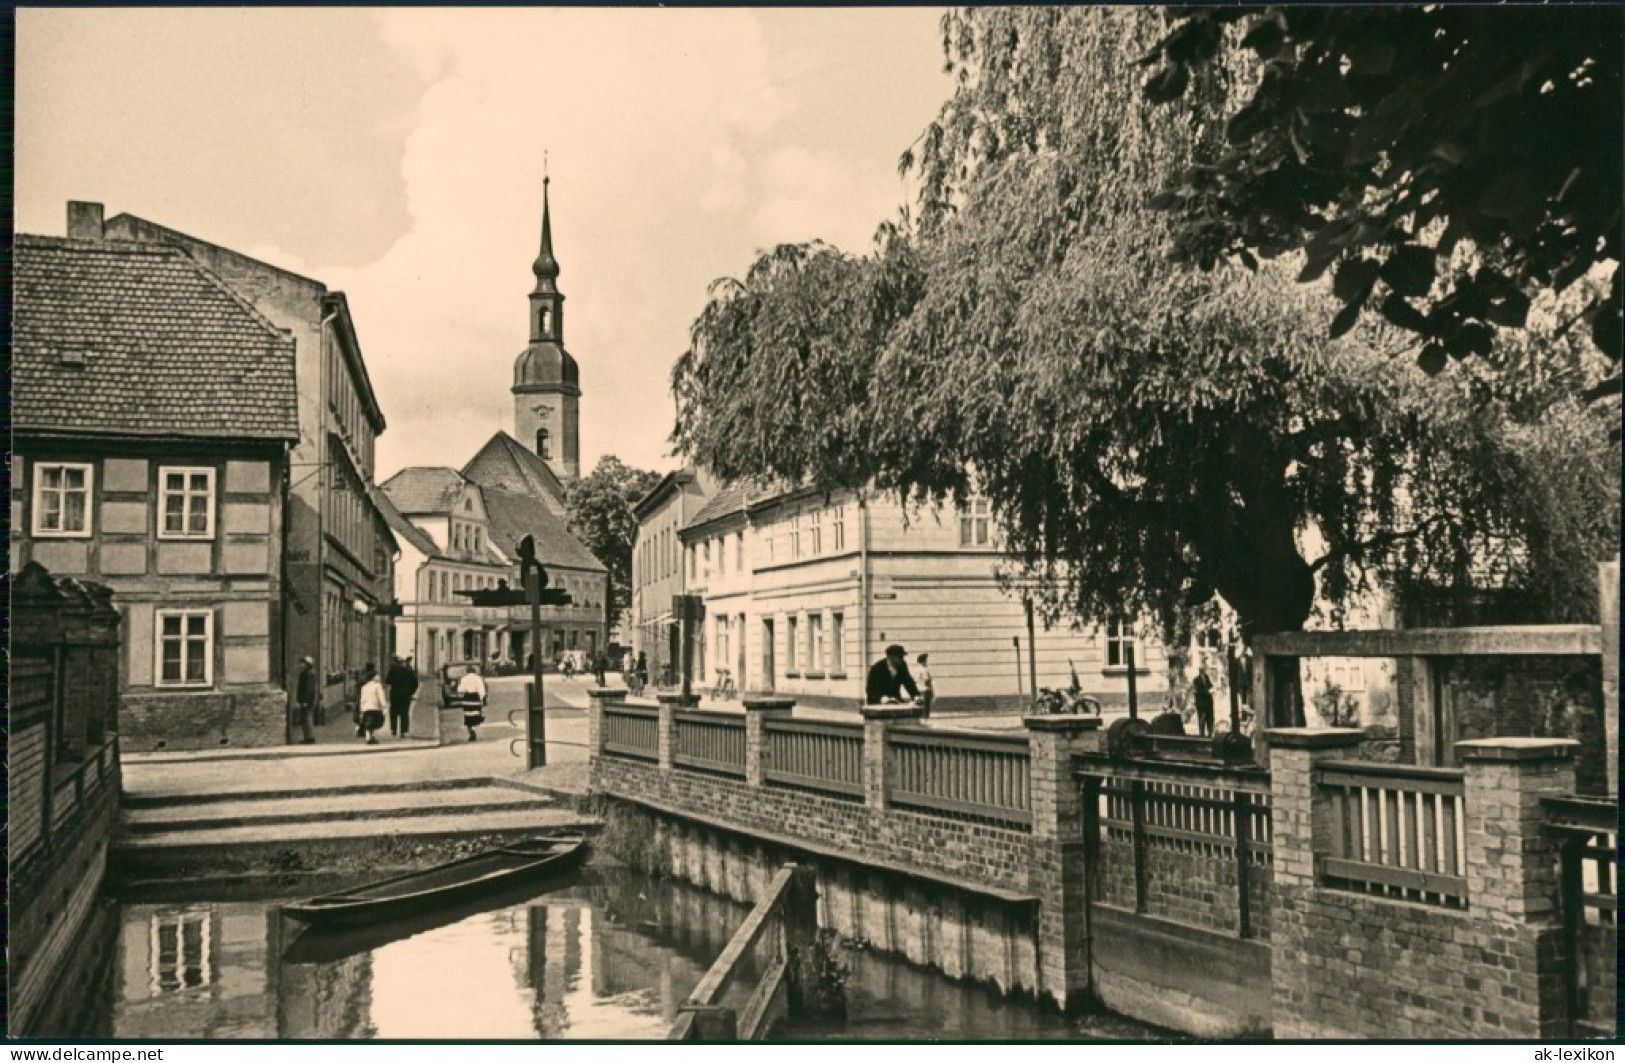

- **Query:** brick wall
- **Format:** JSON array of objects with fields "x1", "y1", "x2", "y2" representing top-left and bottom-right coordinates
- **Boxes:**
[
  {"x1": 1096, "y1": 836, "x2": 1272, "y2": 939},
  {"x1": 120, "y1": 687, "x2": 287, "y2": 751}
]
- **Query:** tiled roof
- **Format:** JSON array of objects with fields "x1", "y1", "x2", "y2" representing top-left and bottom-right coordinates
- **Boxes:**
[
  {"x1": 371, "y1": 485, "x2": 443, "y2": 560},
  {"x1": 483, "y1": 487, "x2": 605, "y2": 573},
  {"x1": 685, "y1": 479, "x2": 767, "y2": 531},
  {"x1": 13, "y1": 235, "x2": 298, "y2": 441},
  {"x1": 462, "y1": 432, "x2": 568, "y2": 516},
  {"x1": 380, "y1": 467, "x2": 466, "y2": 515}
]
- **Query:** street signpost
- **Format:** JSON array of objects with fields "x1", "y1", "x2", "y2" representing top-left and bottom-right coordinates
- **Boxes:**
[{"x1": 455, "y1": 535, "x2": 572, "y2": 768}]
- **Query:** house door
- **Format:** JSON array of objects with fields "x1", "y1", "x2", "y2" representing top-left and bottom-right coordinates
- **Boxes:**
[{"x1": 762, "y1": 618, "x2": 775, "y2": 692}]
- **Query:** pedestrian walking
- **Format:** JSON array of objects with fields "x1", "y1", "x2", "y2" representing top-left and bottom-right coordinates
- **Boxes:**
[
  {"x1": 865, "y1": 644, "x2": 921, "y2": 705},
  {"x1": 386, "y1": 656, "x2": 419, "y2": 737},
  {"x1": 358, "y1": 664, "x2": 388, "y2": 745},
  {"x1": 457, "y1": 664, "x2": 489, "y2": 742},
  {"x1": 1192, "y1": 663, "x2": 1216, "y2": 737},
  {"x1": 915, "y1": 652, "x2": 935, "y2": 717},
  {"x1": 635, "y1": 651, "x2": 649, "y2": 692},
  {"x1": 592, "y1": 651, "x2": 608, "y2": 687},
  {"x1": 293, "y1": 656, "x2": 317, "y2": 744}
]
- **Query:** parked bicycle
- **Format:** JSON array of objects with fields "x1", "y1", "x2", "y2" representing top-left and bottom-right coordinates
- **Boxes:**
[
  {"x1": 1033, "y1": 687, "x2": 1102, "y2": 715},
  {"x1": 626, "y1": 670, "x2": 646, "y2": 697},
  {"x1": 710, "y1": 668, "x2": 738, "y2": 701}
]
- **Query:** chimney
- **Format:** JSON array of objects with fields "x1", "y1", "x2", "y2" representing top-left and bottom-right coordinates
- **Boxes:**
[{"x1": 67, "y1": 202, "x2": 105, "y2": 241}]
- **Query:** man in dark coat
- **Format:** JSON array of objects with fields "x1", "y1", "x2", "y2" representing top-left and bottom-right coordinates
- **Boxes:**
[
  {"x1": 386, "y1": 656, "x2": 420, "y2": 737},
  {"x1": 865, "y1": 644, "x2": 920, "y2": 705},
  {"x1": 294, "y1": 656, "x2": 318, "y2": 744},
  {"x1": 1192, "y1": 664, "x2": 1216, "y2": 737}
]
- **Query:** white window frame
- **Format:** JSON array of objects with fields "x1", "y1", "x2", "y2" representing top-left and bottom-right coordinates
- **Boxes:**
[
  {"x1": 832, "y1": 612, "x2": 846, "y2": 673},
  {"x1": 158, "y1": 466, "x2": 217, "y2": 540},
  {"x1": 1106, "y1": 618, "x2": 1139, "y2": 670},
  {"x1": 31, "y1": 461, "x2": 95, "y2": 538},
  {"x1": 833, "y1": 507, "x2": 846, "y2": 551},
  {"x1": 787, "y1": 614, "x2": 799, "y2": 672},
  {"x1": 810, "y1": 613, "x2": 825, "y2": 672},
  {"x1": 959, "y1": 498, "x2": 991, "y2": 548},
  {"x1": 156, "y1": 608, "x2": 215, "y2": 688}
]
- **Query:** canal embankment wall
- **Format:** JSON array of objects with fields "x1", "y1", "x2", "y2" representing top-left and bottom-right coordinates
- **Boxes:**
[{"x1": 587, "y1": 674, "x2": 1615, "y2": 1040}]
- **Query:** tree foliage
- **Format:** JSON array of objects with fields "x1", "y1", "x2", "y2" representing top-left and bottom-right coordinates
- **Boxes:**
[
  {"x1": 1141, "y1": 6, "x2": 1623, "y2": 389},
  {"x1": 565, "y1": 455, "x2": 662, "y2": 633},
  {"x1": 672, "y1": 8, "x2": 1619, "y2": 642}
]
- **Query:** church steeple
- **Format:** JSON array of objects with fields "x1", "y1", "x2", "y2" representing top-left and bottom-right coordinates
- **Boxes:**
[
  {"x1": 529, "y1": 177, "x2": 563, "y2": 342},
  {"x1": 513, "y1": 168, "x2": 581, "y2": 482}
]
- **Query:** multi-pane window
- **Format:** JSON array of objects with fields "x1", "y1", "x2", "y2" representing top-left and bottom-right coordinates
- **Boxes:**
[
  {"x1": 833, "y1": 506, "x2": 846, "y2": 551},
  {"x1": 736, "y1": 532, "x2": 745, "y2": 572},
  {"x1": 719, "y1": 535, "x2": 728, "y2": 575},
  {"x1": 32, "y1": 462, "x2": 94, "y2": 537},
  {"x1": 157, "y1": 610, "x2": 213, "y2": 687},
  {"x1": 149, "y1": 910, "x2": 212, "y2": 995},
  {"x1": 809, "y1": 510, "x2": 822, "y2": 555},
  {"x1": 810, "y1": 614, "x2": 824, "y2": 671},
  {"x1": 716, "y1": 616, "x2": 730, "y2": 675},
  {"x1": 787, "y1": 615, "x2": 799, "y2": 672},
  {"x1": 1106, "y1": 619, "x2": 1139, "y2": 669},
  {"x1": 831, "y1": 613, "x2": 845, "y2": 672},
  {"x1": 790, "y1": 515, "x2": 801, "y2": 559},
  {"x1": 959, "y1": 498, "x2": 991, "y2": 547},
  {"x1": 159, "y1": 467, "x2": 216, "y2": 538}
]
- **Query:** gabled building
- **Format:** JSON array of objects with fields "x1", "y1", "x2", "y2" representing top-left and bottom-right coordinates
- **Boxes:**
[
  {"x1": 381, "y1": 469, "x2": 607, "y2": 674},
  {"x1": 12, "y1": 217, "x2": 299, "y2": 749},
  {"x1": 629, "y1": 468, "x2": 716, "y2": 682},
  {"x1": 99, "y1": 204, "x2": 397, "y2": 721}
]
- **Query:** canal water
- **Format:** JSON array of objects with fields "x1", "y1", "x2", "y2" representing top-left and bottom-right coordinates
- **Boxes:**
[{"x1": 91, "y1": 868, "x2": 1165, "y2": 1041}]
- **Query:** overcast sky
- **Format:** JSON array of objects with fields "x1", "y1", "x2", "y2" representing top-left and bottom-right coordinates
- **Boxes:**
[{"x1": 16, "y1": 7, "x2": 951, "y2": 480}]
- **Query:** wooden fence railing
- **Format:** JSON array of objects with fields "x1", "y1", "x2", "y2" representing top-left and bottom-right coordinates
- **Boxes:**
[
  {"x1": 887, "y1": 727, "x2": 1032, "y2": 828},
  {"x1": 602, "y1": 704, "x2": 659, "y2": 761},
  {"x1": 1082, "y1": 759, "x2": 1273, "y2": 938},
  {"x1": 1542, "y1": 794, "x2": 1618, "y2": 1039},
  {"x1": 1317, "y1": 760, "x2": 1467, "y2": 908},
  {"x1": 673, "y1": 710, "x2": 748, "y2": 778},
  {"x1": 669, "y1": 864, "x2": 817, "y2": 1041},
  {"x1": 763, "y1": 718, "x2": 864, "y2": 799}
]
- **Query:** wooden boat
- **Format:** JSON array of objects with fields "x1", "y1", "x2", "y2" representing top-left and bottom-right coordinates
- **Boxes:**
[
  {"x1": 282, "y1": 866, "x2": 588, "y2": 965},
  {"x1": 282, "y1": 833, "x2": 587, "y2": 928}
]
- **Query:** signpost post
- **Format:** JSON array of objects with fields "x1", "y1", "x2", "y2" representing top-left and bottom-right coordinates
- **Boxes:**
[{"x1": 456, "y1": 534, "x2": 572, "y2": 770}]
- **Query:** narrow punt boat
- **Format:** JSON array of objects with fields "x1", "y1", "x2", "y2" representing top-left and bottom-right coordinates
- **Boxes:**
[{"x1": 282, "y1": 833, "x2": 587, "y2": 928}]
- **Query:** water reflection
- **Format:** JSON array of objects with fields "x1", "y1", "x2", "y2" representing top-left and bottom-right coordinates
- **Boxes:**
[{"x1": 108, "y1": 870, "x2": 750, "y2": 1040}]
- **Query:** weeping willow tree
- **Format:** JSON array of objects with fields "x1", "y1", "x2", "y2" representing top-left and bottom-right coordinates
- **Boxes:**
[{"x1": 672, "y1": 8, "x2": 1619, "y2": 644}]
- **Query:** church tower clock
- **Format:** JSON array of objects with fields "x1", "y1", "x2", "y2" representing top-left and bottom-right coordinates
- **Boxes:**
[{"x1": 511, "y1": 175, "x2": 581, "y2": 481}]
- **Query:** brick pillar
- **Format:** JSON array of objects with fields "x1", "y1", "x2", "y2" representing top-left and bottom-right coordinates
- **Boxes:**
[
  {"x1": 1458, "y1": 738, "x2": 1577, "y2": 922},
  {"x1": 743, "y1": 697, "x2": 795, "y2": 787},
  {"x1": 1023, "y1": 714, "x2": 1102, "y2": 1011},
  {"x1": 656, "y1": 697, "x2": 678, "y2": 772},
  {"x1": 1266, "y1": 727, "x2": 1363, "y2": 1034},
  {"x1": 1600, "y1": 560, "x2": 1618, "y2": 797},
  {"x1": 1458, "y1": 737, "x2": 1578, "y2": 1038},
  {"x1": 860, "y1": 703, "x2": 923, "y2": 810}
]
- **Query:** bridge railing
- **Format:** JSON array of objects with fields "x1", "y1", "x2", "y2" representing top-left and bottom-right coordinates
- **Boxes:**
[
  {"x1": 1316, "y1": 759, "x2": 1467, "y2": 908},
  {"x1": 601, "y1": 703, "x2": 659, "y2": 761},
  {"x1": 762, "y1": 717, "x2": 864, "y2": 800},
  {"x1": 673, "y1": 709, "x2": 748, "y2": 778},
  {"x1": 887, "y1": 727, "x2": 1032, "y2": 827}
]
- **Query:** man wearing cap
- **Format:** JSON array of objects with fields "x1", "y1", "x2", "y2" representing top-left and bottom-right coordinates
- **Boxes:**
[
  {"x1": 294, "y1": 656, "x2": 318, "y2": 744},
  {"x1": 866, "y1": 644, "x2": 921, "y2": 705}
]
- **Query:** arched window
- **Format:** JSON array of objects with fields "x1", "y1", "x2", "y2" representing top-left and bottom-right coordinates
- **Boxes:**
[{"x1": 536, "y1": 429, "x2": 552, "y2": 459}]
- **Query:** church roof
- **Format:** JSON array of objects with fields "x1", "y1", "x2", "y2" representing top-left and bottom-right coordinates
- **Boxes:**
[
  {"x1": 462, "y1": 432, "x2": 569, "y2": 516},
  {"x1": 379, "y1": 467, "x2": 467, "y2": 516},
  {"x1": 13, "y1": 234, "x2": 298, "y2": 441},
  {"x1": 483, "y1": 487, "x2": 605, "y2": 573}
]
